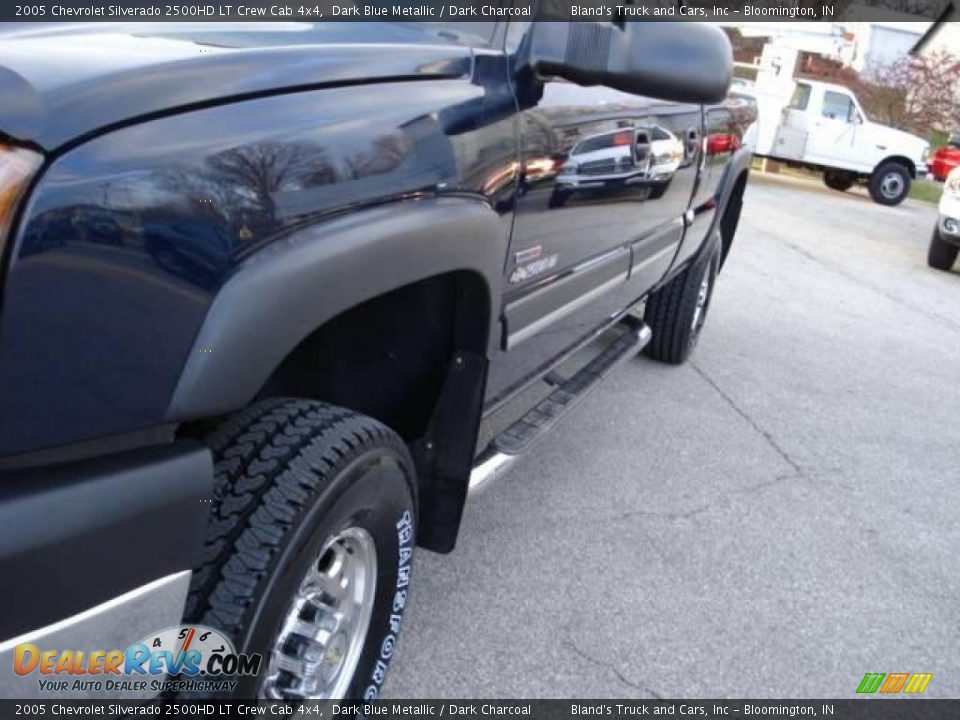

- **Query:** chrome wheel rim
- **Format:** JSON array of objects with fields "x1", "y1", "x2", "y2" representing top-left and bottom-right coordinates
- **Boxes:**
[
  {"x1": 691, "y1": 271, "x2": 711, "y2": 333},
  {"x1": 260, "y1": 527, "x2": 377, "y2": 699},
  {"x1": 880, "y1": 172, "x2": 904, "y2": 200}
]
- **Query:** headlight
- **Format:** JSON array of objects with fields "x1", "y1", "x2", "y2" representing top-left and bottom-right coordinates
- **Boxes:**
[
  {"x1": 0, "y1": 144, "x2": 43, "y2": 254},
  {"x1": 922, "y1": 145, "x2": 930, "y2": 162},
  {"x1": 946, "y1": 169, "x2": 960, "y2": 198}
]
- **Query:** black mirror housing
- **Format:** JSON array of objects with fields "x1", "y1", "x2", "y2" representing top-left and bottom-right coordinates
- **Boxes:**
[{"x1": 529, "y1": 22, "x2": 733, "y2": 105}]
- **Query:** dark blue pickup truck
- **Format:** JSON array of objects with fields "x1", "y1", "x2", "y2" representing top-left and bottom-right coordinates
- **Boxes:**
[{"x1": 0, "y1": 18, "x2": 752, "y2": 700}]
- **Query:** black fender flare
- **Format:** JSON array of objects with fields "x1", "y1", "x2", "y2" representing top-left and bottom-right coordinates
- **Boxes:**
[
  {"x1": 712, "y1": 146, "x2": 752, "y2": 269},
  {"x1": 166, "y1": 197, "x2": 507, "y2": 421},
  {"x1": 664, "y1": 145, "x2": 752, "y2": 279},
  {"x1": 687, "y1": 145, "x2": 752, "y2": 271},
  {"x1": 712, "y1": 147, "x2": 752, "y2": 229}
]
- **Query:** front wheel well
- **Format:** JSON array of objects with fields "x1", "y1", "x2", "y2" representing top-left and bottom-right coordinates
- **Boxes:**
[
  {"x1": 876, "y1": 156, "x2": 916, "y2": 178},
  {"x1": 256, "y1": 270, "x2": 490, "y2": 444},
  {"x1": 178, "y1": 270, "x2": 491, "y2": 553},
  {"x1": 248, "y1": 270, "x2": 491, "y2": 553}
]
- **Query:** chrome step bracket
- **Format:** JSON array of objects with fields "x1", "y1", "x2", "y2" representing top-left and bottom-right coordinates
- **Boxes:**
[{"x1": 469, "y1": 318, "x2": 652, "y2": 494}]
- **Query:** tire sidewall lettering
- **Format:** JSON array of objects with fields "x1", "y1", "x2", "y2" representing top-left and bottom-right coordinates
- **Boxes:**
[{"x1": 363, "y1": 508, "x2": 414, "y2": 699}]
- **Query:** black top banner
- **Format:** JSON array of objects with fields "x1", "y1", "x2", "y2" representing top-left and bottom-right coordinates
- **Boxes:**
[{"x1": 0, "y1": 0, "x2": 953, "y2": 23}]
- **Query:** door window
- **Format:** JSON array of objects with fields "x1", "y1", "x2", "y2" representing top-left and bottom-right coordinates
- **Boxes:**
[
  {"x1": 789, "y1": 83, "x2": 812, "y2": 111},
  {"x1": 822, "y1": 91, "x2": 855, "y2": 122},
  {"x1": 416, "y1": 22, "x2": 497, "y2": 46}
]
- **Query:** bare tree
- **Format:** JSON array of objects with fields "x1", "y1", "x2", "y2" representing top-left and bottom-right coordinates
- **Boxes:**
[
  {"x1": 800, "y1": 49, "x2": 960, "y2": 136},
  {"x1": 860, "y1": 51, "x2": 960, "y2": 134},
  {"x1": 206, "y1": 142, "x2": 334, "y2": 225},
  {"x1": 343, "y1": 135, "x2": 410, "y2": 180}
]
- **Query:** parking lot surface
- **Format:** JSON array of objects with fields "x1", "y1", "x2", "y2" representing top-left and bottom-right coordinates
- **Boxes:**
[{"x1": 384, "y1": 172, "x2": 960, "y2": 698}]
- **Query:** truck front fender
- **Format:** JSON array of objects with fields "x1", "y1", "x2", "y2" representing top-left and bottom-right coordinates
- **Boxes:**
[{"x1": 167, "y1": 197, "x2": 506, "y2": 421}]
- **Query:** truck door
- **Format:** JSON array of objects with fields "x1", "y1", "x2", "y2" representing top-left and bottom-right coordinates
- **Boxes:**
[
  {"x1": 772, "y1": 82, "x2": 812, "y2": 160},
  {"x1": 804, "y1": 88, "x2": 861, "y2": 165},
  {"x1": 485, "y1": 23, "x2": 701, "y2": 403}
]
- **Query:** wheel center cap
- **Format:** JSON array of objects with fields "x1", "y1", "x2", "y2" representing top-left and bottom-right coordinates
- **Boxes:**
[{"x1": 321, "y1": 633, "x2": 347, "y2": 682}]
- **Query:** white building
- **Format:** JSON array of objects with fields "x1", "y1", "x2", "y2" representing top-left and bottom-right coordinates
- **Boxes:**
[{"x1": 726, "y1": 11, "x2": 957, "y2": 76}]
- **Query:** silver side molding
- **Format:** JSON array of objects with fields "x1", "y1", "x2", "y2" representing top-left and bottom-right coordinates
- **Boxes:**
[{"x1": 0, "y1": 571, "x2": 192, "y2": 700}]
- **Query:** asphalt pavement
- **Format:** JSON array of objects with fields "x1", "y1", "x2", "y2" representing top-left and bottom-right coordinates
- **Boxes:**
[{"x1": 383, "y1": 172, "x2": 960, "y2": 698}]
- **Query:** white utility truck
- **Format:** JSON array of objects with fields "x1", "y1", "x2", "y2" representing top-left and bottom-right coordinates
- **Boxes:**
[{"x1": 749, "y1": 44, "x2": 930, "y2": 206}]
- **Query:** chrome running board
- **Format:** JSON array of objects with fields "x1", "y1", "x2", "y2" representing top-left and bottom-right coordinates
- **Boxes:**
[{"x1": 469, "y1": 318, "x2": 651, "y2": 494}]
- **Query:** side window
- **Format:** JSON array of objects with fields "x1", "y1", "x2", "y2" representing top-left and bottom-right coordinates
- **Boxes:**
[
  {"x1": 789, "y1": 83, "x2": 812, "y2": 111},
  {"x1": 650, "y1": 126, "x2": 671, "y2": 141},
  {"x1": 505, "y1": 21, "x2": 531, "y2": 52},
  {"x1": 430, "y1": 22, "x2": 497, "y2": 45},
  {"x1": 822, "y1": 91, "x2": 855, "y2": 122},
  {"x1": 408, "y1": 22, "x2": 497, "y2": 47}
]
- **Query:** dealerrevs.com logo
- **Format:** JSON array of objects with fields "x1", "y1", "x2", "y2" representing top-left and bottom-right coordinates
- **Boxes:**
[{"x1": 13, "y1": 625, "x2": 262, "y2": 694}]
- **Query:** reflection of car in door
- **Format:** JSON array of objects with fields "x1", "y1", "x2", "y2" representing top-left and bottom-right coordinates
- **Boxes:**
[
  {"x1": 647, "y1": 125, "x2": 685, "y2": 195},
  {"x1": 550, "y1": 124, "x2": 683, "y2": 207},
  {"x1": 551, "y1": 128, "x2": 644, "y2": 208}
]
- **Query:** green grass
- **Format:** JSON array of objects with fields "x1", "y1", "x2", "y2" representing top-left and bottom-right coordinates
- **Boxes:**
[
  {"x1": 927, "y1": 128, "x2": 949, "y2": 148},
  {"x1": 909, "y1": 179, "x2": 942, "y2": 204}
]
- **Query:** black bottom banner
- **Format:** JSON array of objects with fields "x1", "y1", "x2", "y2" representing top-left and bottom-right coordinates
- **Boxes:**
[{"x1": 0, "y1": 700, "x2": 957, "y2": 720}]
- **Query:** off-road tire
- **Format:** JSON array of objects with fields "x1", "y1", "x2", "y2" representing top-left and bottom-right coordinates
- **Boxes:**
[
  {"x1": 644, "y1": 234, "x2": 722, "y2": 365},
  {"x1": 823, "y1": 171, "x2": 855, "y2": 192},
  {"x1": 869, "y1": 161, "x2": 911, "y2": 206},
  {"x1": 928, "y1": 229, "x2": 958, "y2": 271},
  {"x1": 185, "y1": 398, "x2": 417, "y2": 700}
]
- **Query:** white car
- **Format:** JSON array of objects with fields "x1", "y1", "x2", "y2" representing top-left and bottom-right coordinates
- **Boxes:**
[
  {"x1": 551, "y1": 126, "x2": 684, "y2": 207},
  {"x1": 928, "y1": 167, "x2": 960, "y2": 271}
]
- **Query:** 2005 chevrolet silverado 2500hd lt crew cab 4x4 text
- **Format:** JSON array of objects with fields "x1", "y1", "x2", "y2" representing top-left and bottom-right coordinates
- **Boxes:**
[{"x1": 0, "y1": 18, "x2": 752, "y2": 699}]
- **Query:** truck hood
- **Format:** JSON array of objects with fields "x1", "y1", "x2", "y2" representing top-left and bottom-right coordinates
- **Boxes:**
[
  {"x1": 0, "y1": 22, "x2": 471, "y2": 151},
  {"x1": 865, "y1": 120, "x2": 929, "y2": 162}
]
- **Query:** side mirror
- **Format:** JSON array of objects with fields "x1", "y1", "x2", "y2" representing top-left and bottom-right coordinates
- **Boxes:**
[{"x1": 527, "y1": 21, "x2": 733, "y2": 104}]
